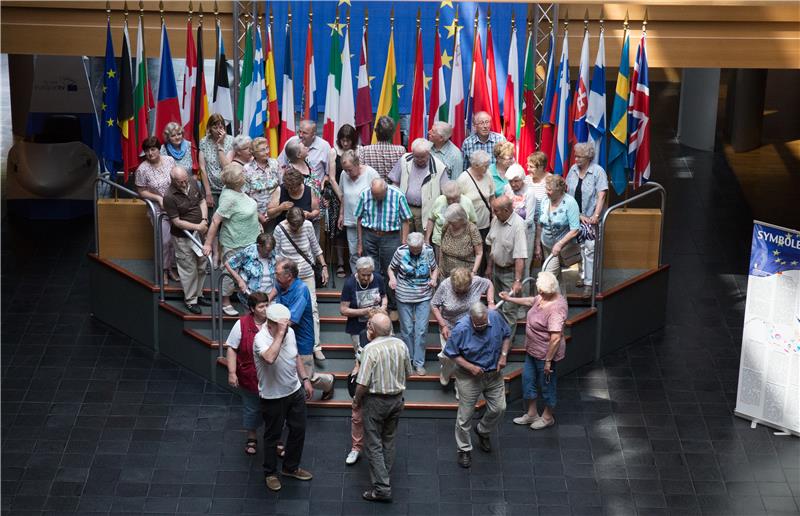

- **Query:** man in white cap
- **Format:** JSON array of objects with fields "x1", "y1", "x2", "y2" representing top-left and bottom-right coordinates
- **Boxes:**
[{"x1": 254, "y1": 302, "x2": 315, "y2": 492}]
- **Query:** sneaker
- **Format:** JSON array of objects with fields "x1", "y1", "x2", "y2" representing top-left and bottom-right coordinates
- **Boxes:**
[
  {"x1": 222, "y1": 304, "x2": 239, "y2": 316},
  {"x1": 439, "y1": 365, "x2": 450, "y2": 387},
  {"x1": 281, "y1": 467, "x2": 313, "y2": 481},
  {"x1": 345, "y1": 450, "x2": 360, "y2": 465},
  {"x1": 530, "y1": 417, "x2": 555, "y2": 430},
  {"x1": 313, "y1": 349, "x2": 326, "y2": 361},
  {"x1": 415, "y1": 366, "x2": 427, "y2": 376},
  {"x1": 512, "y1": 413, "x2": 540, "y2": 426},
  {"x1": 265, "y1": 475, "x2": 281, "y2": 491}
]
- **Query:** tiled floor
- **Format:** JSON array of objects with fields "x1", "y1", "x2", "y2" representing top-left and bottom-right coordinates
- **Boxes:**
[{"x1": 2, "y1": 84, "x2": 799, "y2": 515}]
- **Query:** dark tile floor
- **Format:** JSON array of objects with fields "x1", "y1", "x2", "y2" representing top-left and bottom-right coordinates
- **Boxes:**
[{"x1": 3, "y1": 85, "x2": 799, "y2": 515}]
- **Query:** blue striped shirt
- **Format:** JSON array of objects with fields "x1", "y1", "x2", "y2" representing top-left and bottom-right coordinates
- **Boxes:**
[{"x1": 353, "y1": 184, "x2": 412, "y2": 232}]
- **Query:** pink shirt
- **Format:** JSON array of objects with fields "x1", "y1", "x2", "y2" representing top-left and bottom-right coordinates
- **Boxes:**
[
  {"x1": 524, "y1": 295, "x2": 568, "y2": 361},
  {"x1": 135, "y1": 156, "x2": 176, "y2": 199}
]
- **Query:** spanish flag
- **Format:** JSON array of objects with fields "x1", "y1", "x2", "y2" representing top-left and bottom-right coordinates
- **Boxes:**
[
  {"x1": 372, "y1": 28, "x2": 400, "y2": 144},
  {"x1": 264, "y1": 22, "x2": 280, "y2": 157}
]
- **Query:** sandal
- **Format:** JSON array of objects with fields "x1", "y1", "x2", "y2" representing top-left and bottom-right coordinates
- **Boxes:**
[
  {"x1": 276, "y1": 442, "x2": 286, "y2": 458},
  {"x1": 336, "y1": 265, "x2": 346, "y2": 278},
  {"x1": 245, "y1": 438, "x2": 257, "y2": 456}
]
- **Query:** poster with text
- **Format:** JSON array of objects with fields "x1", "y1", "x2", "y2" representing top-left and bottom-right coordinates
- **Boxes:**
[{"x1": 735, "y1": 221, "x2": 800, "y2": 435}]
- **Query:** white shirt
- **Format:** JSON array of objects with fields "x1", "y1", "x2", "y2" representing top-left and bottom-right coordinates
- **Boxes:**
[
  {"x1": 341, "y1": 166, "x2": 379, "y2": 227},
  {"x1": 253, "y1": 327, "x2": 301, "y2": 399}
]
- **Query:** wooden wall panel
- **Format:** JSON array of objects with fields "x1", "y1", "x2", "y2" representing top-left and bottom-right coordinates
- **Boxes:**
[
  {"x1": 97, "y1": 199, "x2": 155, "y2": 261},
  {"x1": 1, "y1": 1, "x2": 799, "y2": 68},
  {"x1": 603, "y1": 208, "x2": 662, "y2": 270}
]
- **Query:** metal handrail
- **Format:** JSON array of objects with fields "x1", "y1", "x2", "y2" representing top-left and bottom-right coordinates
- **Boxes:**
[
  {"x1": 495, "y1": 275, "x2": 537, "y2": 310},
  {"x1": 156, "y1": 212, "x2": 172, "y2": 301},
  {"x1": 213, "y1": 270, "x2": 235, "y2": 356},
  {"x1": 178, "y1": 229, "x2": 217, "y2": 347},
  {"x1": 93, "y1": 174, "x2": 162, "y2": 286},
  {"x1": 592, "y1": 182, "x2": 667, "y2": 307}
]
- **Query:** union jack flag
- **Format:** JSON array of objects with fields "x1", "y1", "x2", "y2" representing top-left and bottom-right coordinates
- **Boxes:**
[{"x1": 628, "y1": 33, "x2": 650, "y2": 189}]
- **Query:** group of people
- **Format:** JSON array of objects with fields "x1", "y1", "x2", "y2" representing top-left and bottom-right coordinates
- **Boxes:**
[{"x1": 131, "y1": 110, "x2": 611, "y2": 500}]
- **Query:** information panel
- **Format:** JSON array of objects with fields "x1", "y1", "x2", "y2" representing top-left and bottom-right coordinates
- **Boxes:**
[{"x1": 735, "y1": 221, "x2": 800, "y2": 435}]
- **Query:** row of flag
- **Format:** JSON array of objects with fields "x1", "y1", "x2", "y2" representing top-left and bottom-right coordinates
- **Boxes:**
[{"x1": 99, "y1": 10, "x2": 650, "y2": 194}]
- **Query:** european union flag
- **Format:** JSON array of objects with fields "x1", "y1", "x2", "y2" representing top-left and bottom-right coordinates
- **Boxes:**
[
  {"x1": 749, "y1": 222, "x2": 800, "y2": 277},
  {"x1": 99, "y1": 20, "x2": 121, "y2": 176}
]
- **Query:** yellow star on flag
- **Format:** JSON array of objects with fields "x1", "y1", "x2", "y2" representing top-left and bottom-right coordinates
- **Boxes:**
[
  {"x1": 107, "y1": 69, "x2": 116, "y2": 79},
  {"x1": 440, "y1": 0, "x2": 454, "y2": 8},
  {"x1": 424, "y1": 74, "x2": 432, "y2": 90},
  {"x1": 444, "y1": 18, "x2": 460, "y2": 39},
  {"x1": 338, "y1": 0, "x2": 351, "y2": 5},
  {"x1": 106, "y1": 118, "x2": 115, "y2": 127},
  {"x1": 328, "y1": 21, "x2": 344, "y2": 37},
  {"x1": 441, "y1": 49, "x2": 453, "y2": 69},
  {"x1": 773, "y1": 249, "x2": 780, "y2": 256},
  {"x1": 102, "y1": 85, "x2": 107, "y2": 93},
  {"x1": 791, "y1": 260, "x2": 798, "y2": 266},
  {"x1": 101, "y1": 102, "x2": 107, "y2": 111},
  {"x1": 775, "y1": 257, "x2": 781, "y2": 263},
  {"x1": 369, "y1": 76, "x2": 376, "y2": 88}
]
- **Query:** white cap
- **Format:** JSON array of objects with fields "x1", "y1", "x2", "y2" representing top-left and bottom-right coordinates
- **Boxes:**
[
  {"x1": 266, "y1": 303, "x2": 291, "y2": 322},
  {"x1": 505, "y1": 163, "x2": 526, "y2": 181}
]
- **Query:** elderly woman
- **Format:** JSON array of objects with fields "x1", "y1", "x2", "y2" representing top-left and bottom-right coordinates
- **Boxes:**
[
  {"x1": 488, "y1": 141, "x2": 516, "y2": 197},
  {"x1": 337, "y1": 150, "x2": 379, "y2": 274},
  {"x1": 274, "y1": 207, "x2": 329, "y2": 360},
  {"x1": 340, "y1": 256, "x2": 387, "y2": 352},
  {"x1": 161, "y1": 122, "x2": 193, "y2": 171},
  {"x1": 565, "y1": 142, "x2": 608, "y2": 297},
  {"x1": 438, "y1": 204, "x2": 483, "y2": 278},
  {"x1": 526, "y1": 151, "x2": 550, "y2": 207},
  {"x1": 535, "y1": 174, "x2": 580, "y2": 296},
  {"x1": 202, "y1": 164, "x2": 261, "y2": 315},
  {"x1": 282, "y1": 138, "x2": 321, "y2": 196},
  {"x1": 266, "y1": 168, "x2": 320, "y2": 228},
  {"x1": 430, "y1": 267, "x2": 495, "y2": 386},
  {"x1": 326, "y1": 125, "x2": 358, "y2": 277},
  {"x1": 225, "y1": 291, "x2": 270, "y2": 456},
  {"x1": 243, "y1": 136, "x2": 280, "y2": 224},
  {"x1": 457, "y1": 149, "x2": 494, "y2": 275},
  {"x1": 425, "y1": 181, "x2": 477, "y2": 255},
  {"x1": 499, "y1": 271, "x2": 567, "y2": 430},
  {"x1": 225, "y1": 232, "x2": 277, "y2": 303},
  {"x1": 231, "y1": 135, "x2": 253, "y2": 167},
  {"x1": 135, "y1": 136, "x2": 177, "y2": 285},
  {"x1": 388, "y1": 232, "x2": 438, "y2": 376},
  {"x1": 503, "y1": 163, "x2": 537, "y2": 278},
  {"x1": 198, "y1": 113, "x2": 234, "y2": 208}
]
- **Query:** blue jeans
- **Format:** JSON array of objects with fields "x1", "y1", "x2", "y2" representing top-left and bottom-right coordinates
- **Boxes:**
[
  {"x1": 240, "y1": 389, "x2": 262, "y2": 431},
  {"x1": 522, "y1": 355, "x2": 558, "y2": 407},
  {"x1": 397, "y1": 300, "x2": 430, "y2": 368}
]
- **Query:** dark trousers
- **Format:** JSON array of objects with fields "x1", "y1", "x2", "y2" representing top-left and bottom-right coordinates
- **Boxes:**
[
  {"x1": 362, "y1": 229, "x2": 402, "y2": 309},
  {"x1": 261, "y1": 388, "x2": 307, "y2": 475},
  {"x1": 478, "y1": 227, "x2": 490, "y2": 276},
  {"x1": 362, "y1": 393, "x2": 404, "y2": 497}
]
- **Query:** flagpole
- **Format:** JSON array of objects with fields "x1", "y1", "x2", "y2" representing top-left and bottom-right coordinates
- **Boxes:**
[
  {"x1": 622, "y1": 10, "x2": 630, "y2": 203},
  {"x1": 107, "y1": 0, "x2": 119, "y2": 191}
]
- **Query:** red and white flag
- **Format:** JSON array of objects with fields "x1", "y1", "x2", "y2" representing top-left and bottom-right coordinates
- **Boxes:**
[
  {"x1": 428, "y1": 25, "x2": 447, "y2": 130},
  {"x1": 301, "y1": 21, "x2": 317, "y2": 121},
  {"x1": 355, "y1": 27, "x2": 373, "y2": 145},
  {"x1": 408, "y1": 24, "x2": 426, "y2": 146},
  {"x1": 279, "y1": 24, "x2": 296, "y2": 147},
  {"x1": 485, "y1": 26, "x2": 501, "y2": 133},
  {"x1": 469, "y1": 31, "x2": 491, "y2": 123},
  {"x1": 180, "y1": 20, "x2": 198, "y2": 149},
  {"x1": 502, "y1": 26, "x2": 519, "y2": 145},
  {"x1": 448, "y1": 30, "x2": 465, "y2": 147}
]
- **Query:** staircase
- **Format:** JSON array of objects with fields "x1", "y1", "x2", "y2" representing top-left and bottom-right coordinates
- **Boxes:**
[{"x1": 157, "y1": 283, "x2": 596, "y2": 418}]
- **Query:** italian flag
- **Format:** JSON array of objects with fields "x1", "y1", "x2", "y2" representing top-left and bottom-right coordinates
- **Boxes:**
[
  {"x1": 322, "y1": 20, "x2": 342, "y2": 146},
  {"x1": 134, "y1": 15, "x2": 151, "y2": 153}
]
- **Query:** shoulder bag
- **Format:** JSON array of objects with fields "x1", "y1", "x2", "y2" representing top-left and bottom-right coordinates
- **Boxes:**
[{"x1": 278, "y1": 224, "x2": 325, "y2": 288}]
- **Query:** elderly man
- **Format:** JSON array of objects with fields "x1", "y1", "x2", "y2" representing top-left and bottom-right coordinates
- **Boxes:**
[
  {"x1": 355, "y1": 178, "x2": 412, "y2": 312},
  {"x1": 357, "y1": 116, "x2": 406, "y2": 180},
  {"x1": 278, "y1": 119, "x2": 331, "y2": 182},
  {"x1": 163, "y1": 165, "x2": 210, "y2": 314},
  {"x1": 486, "y1": 196, "x2": 528, "y2": 333},
  {"x1": 338, "y1": 150, "x2": 380, "y2": 273},
  {"x1": 461, "y1": 111, "x2": 506, "y2": 171},
  {"x1": 254, "y1": 303, "x2": 315, "y2": 492},
  {"x1": 271, "y1": 259, "x2": 334, "y2": 399},
  {"x1": 428, "y1": 121, "x2": 464, "y2": 181},
  {"x1": 388, "y1": 138, "x2": 449, "y2": 233},
  {"x1": 353, "y1": 312, "x2": 413, "y2": 502},
  {"x1": 444, "y1": 302, "x2": 511, "y2": 468}
]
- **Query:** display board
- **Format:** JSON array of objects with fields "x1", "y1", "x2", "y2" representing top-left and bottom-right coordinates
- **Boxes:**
[{"x1": 734, "y1": 221, "x2": 800, "y2": 436}]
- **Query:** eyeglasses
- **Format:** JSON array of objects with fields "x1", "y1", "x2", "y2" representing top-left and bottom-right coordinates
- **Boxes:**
[{"x1": 475, "y1": 120, "x2": 491, "y2": 126}]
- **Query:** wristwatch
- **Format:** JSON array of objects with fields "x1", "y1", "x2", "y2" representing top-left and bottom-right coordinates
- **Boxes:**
[{"x1": 501, "y1": 351, "x2": 508, "y2": 357}]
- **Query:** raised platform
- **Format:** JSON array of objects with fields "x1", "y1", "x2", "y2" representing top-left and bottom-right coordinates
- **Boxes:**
[{"x1": 89, "y1": 254, "x2": 668, "y2": 418}]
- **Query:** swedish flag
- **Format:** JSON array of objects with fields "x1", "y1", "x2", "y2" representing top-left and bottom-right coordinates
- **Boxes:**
[{"x1": 608, "y1": 31, "x2": 630, "y2": 196}]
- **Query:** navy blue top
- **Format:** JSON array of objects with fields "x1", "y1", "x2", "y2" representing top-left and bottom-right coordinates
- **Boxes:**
[
  {"x1": 275, "y1": 278, "x2": 315, "y2": 355},
  {"x1": 340, "y1": 272, "x2": 385, "y2": 335},
  {"x1": 444, "y1": 310, "x2": 511, "y2": 372}
]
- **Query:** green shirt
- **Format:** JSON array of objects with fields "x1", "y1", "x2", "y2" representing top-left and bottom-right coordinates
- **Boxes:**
[
  {"x1": 428, "y1": 194, "x2": 478, "y2": 245},
  {"x1": 216, "y1": 188, "x2": 261, "y2": 250}
]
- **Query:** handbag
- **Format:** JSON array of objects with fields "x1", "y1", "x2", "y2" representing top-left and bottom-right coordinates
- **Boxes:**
[
  {"x1": 278, "y1": 224, "x2": 325, "y2": 288},
  {"x1": 558, "y1": 238, "x2": 582, "y2": 267},
  {"x1": 576, "y1": 222, "x2": 596, "y2": 243},
  {"x1": 466, "y1": 171, "x2": 492, "y2": 219}
]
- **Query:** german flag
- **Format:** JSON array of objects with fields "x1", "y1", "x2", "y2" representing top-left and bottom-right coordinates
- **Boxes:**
[{"x1": 118, "y1": 20, "x2": 138, "y2": 181}]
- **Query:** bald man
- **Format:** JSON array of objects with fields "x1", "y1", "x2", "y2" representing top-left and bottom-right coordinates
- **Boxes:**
[
  {"x1": 163, "y1": 166, "x2": 210, "y2": 313},
  {"x1": 485, "y1": 196, "x2": 528, "y2": 333},
  {"x1": 461, "y1": 111, "x2": 506, "y2": 171},
  {"x1": 277, "y1": 119, "x2": 331, "y2": 182},
  {"x1": 353, "y1": 312, "x2": 412, "y2": 502}
]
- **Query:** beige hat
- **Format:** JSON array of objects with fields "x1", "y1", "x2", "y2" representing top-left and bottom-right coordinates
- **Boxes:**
[
  {"x1": 505, "y1": 163, "x2": 525, "y2": 180},
  {"x1": 266, "y1": 303, "x2": 291, "y2": 322}
]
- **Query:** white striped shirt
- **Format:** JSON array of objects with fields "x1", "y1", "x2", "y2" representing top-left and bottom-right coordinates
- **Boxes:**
[{"x1": 356, "y1": 336, "x2": 413, "y2": 395}]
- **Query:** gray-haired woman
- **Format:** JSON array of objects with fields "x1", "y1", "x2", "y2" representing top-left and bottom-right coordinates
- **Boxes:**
[
  {"x1": 161, "y1": 122, "x2": 194, "y2": 171},
  {"x1": 438, "y1": 203, "x2": 483, "y2": 278},
  {"x1": 340, "y1": 256, "x2": 388, "y2": 352},
  {"x1": 388, "y1": 232, "x2": 438, "y2": 376},
  {"x1": 231, "y1": 134, "x2": 253, "y2": 167}
]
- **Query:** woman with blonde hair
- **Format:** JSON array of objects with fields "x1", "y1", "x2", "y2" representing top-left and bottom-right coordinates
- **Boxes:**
[
  {"x1": 535, "y1": 174, "x2": 580, "y2": 295},
  {"x1": 488, "y1": 140, "x2": 517, "y2": 197},
  {"x1": 161, "y1": 122, "x2": 193, "y2": 171}
]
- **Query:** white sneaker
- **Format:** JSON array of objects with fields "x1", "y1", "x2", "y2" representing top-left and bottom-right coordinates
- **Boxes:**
[
  {"x1": 222, "y1": 304, "x2": 239, "y2": 316},
  {"x1": 314, "y1": 349, "x2": 326, "y2": 361},
  {"x1": 345, "y1": 450, "x2": 360, "y2": 465},
  {"x1": 513, "y1": 413, "x2": 539, "y2": 426},
  {"x1": 415, "y1": 366, "x2": 427, "y2": 376}
]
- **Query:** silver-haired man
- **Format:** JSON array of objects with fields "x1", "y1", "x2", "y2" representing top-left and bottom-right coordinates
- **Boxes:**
[{"x1": 388, "y1": 138, "x2": 449, "y2": 233}]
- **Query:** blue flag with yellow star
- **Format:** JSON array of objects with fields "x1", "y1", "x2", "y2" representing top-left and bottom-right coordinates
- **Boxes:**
[
  {"x1": 99, "y1": 20, "x2": 121, "y2": 176},
  {"x1": 749, "y1": 222, "x2": 800, "y2": 277}
]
